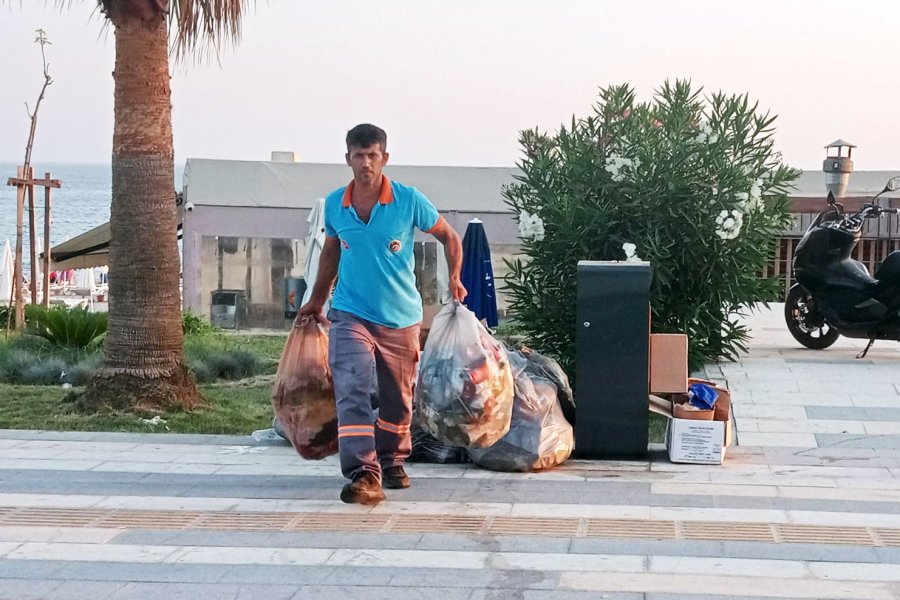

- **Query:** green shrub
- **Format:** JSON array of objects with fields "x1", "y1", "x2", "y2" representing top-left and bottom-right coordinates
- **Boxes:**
[
  {"x1": 201, "y1": 350, "x2": 264, "y2": 381},
  {"x1": 183, "y1": 311, "x2": 219, "y2": 336},
  {"x1": 503, "y1": 80, "x2": 798, "y2": 377},
  {"x1": 8, "y1": 334, "x2": 51, "y2": 354},
  {"x1": 187, "y1": 359, "x2": 215, "y2": 384},
  {"x1": 24, "y1": 305, "x2": 107, "y2": 349},
  {"x1": 65, "y1": 355, "x2": 103, "y2": 386},
  {"x1": 0, "y1": 349, "x2": 37, "y2": 383},
  {"x1": 0, "y1": 306, "x2": 17, "y2": 329},
  {"x1": 22, "y1": 358, "x2": 68, "y2": 386},
  {"x1": 230, "y1": 349, "x2": 263, "y2": 378}
]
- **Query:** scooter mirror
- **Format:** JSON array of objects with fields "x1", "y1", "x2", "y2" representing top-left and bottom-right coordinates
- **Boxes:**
[{"x1": 885, "y1": 176, "x2": 900, "y2": 192}]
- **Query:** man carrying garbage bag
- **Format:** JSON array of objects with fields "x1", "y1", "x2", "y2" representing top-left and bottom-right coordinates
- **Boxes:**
[{"x1": 298, "y1": 124, "x2": 466, "y2": 505}]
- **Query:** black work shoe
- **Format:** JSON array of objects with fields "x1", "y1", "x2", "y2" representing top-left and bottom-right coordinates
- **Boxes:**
[
  {"x1": 382, "y1": 465, "x2": 410, "y2": 489},
  {"x1": 340, "y1": 472, "x2": 386, "y2": 505}
]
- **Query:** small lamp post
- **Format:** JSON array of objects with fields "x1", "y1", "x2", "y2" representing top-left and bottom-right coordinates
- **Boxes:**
[{"x1": 823, "y1": 139, "x2": 855, "y2": 198}]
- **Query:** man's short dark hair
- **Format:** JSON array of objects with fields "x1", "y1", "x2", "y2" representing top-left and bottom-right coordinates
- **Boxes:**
[{"x1": 346, "y1": 124, "x2": 387, "y2": 152}]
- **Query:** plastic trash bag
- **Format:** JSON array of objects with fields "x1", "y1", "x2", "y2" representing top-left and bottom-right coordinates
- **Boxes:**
[
  {"x1": 469, "y1": 350, "x2": 574, "y2": 472},
  {"x1": 271, "y1": 318, "x2": 338, "y2": 459},
  {"x1": 415, "y1": 302, "x2": 514, "y2": 449},
  {"x1": 408, "y1": 422, "x2": 470, "y2": 464},
  {"x1": 250, "y1": 427, "x2": 289, "y2": 444},
  {"x1": 519, "y1": 346, "x2": 576, "y2": 426},
  {"x1": 688, "y1": 382, "x2": 719, "y2": 409}
]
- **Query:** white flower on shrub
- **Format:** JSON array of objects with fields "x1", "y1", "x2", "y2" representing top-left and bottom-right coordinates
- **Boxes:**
[
  {"x1": 747, "y1": 179, "x2": 765, "y2": 211},
  {"x1": 714, "y1": 209, "x2": 744, "y2": 240},
  {"x1": 622, "y1": 242, "x2": 642, "y2": 263},
  {"x1": 695, "y1": 120, "x2": 719, "y2": 145},
  {"x1": 605, "y1": 154, "x2": 639, "y2": 182},
  {"x1": 519, "y1": 210, "x2": 546, "y2": 241},
  {"x1": 715, "y1": 209, "x2": 744, "y2": 240}
]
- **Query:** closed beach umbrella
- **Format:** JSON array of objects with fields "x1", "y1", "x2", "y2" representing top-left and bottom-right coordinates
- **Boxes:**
[
  {"x1": 0, "y1": 239, "x2": 13, "y2": 304},
  {"x1": 460, "y1": 218, "x2": 498, "y2": 327},
  {"x1": 301, "y1": 198, "x2": 328, "y2": 309}
]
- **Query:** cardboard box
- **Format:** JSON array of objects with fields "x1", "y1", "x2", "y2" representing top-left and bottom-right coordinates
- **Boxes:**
[
  {"x1": 689, "y1": 378, "x2": 731, "y2": 422},
  {"x1": 649, "y1": 334, "x2": 688, "y2": 394},
  {"x1": 649, "y1": 392, "x2": 733, "y2": 465},
  {"x1": 666, "y1": 417, "x2": 733, "y2": 464}
]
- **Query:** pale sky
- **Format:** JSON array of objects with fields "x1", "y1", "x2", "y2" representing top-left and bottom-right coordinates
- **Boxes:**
[{"x1": 2, "y1": 0, "x2": 899, "y2": 170}]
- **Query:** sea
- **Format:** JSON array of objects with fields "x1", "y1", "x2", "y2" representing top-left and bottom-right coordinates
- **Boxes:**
[{"x1": 0, "y1": 162, "x2": 184, "y2": 271}]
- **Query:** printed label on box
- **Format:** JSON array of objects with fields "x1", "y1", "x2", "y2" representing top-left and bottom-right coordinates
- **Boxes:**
[{"x1": 667, "y1": 419, "x2": 726, "y2": 464}]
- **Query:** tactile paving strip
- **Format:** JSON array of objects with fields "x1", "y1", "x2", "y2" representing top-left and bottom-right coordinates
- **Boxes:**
[
  {"x1": 681, "y1": 521, "x2": 776, "y2": 543},
  {"x1": 0, "y1": 506, "x2": 896, "y2": 546},
  {"x1": 585, "y1": 519, "x2": 677, "y2": 540},
  {"x1": 778, "y1": 525, "x2": 873, "y2": 546}
]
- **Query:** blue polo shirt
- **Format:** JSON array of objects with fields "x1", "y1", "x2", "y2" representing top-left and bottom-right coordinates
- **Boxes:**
[{"x1": 324, "y1": 175, "x2": 441, "y2": 328}]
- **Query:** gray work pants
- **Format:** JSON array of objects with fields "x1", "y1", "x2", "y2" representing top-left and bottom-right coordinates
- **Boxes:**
[{"x1": 327, "y1": 309, "x2": 420, "y2": 482}]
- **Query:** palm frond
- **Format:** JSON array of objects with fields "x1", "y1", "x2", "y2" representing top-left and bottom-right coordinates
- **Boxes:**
[{"x1": 169, "y1": 0, "x2": 255, "y2": 62}]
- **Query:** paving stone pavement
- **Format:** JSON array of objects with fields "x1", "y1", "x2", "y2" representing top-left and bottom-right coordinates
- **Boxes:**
[{"x1": 1, "y1": 304, "x2": 900, "y2": 599}]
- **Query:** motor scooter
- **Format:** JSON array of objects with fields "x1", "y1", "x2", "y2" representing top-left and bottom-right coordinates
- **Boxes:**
[{"x1": 785, "y1": 176, "x2": 900, "y2": 357}]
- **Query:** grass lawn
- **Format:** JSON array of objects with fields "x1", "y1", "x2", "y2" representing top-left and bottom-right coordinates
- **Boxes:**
[
  {"x1": 0, "y1": 331, "x2": 290, "y2": 435},
  {"x1": 0, "y1": 378, "x2": 276, "y2": 434}
]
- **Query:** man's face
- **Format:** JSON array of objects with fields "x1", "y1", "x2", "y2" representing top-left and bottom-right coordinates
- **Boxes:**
[{"x1": 346, "y1": 144, "x2": 389, "y2": 185}]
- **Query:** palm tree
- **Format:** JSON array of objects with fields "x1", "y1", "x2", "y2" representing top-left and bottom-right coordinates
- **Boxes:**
[{"x1": 21, "y1": 1, "x2": 253, "y2": 410}]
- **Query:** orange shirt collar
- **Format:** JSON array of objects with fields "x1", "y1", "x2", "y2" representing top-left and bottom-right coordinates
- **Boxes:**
[{"x1": 341, "y1": 175, "x2": 393, "y2": 207}]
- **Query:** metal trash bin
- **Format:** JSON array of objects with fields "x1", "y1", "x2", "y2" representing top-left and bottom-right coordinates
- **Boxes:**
[
  {"x1": 211, "y1": 289, "x2": 247, "y2": 329},
  {"x1": 283, "y1": 277, "x2": 307, "y2": 320},
  {"x1": 575, "y1": 260, "x2": 651, "y2": 458}
]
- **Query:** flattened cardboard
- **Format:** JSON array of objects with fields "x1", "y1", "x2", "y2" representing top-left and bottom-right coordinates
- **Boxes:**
[{"x1": 649, "y1": 334, "x2": 688, "y2": 394}]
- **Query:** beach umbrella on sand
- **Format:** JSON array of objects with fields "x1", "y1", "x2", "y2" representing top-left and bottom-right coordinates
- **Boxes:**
[
  {"x1": 301, "y1": 198, "x2": 328, "y2": 309},
  {"x1": 460, "y1": 218, "x2": 498, "y2": 328},
  {"x1": 0, "y1": 239, "x2": 13, "y2": 305}
]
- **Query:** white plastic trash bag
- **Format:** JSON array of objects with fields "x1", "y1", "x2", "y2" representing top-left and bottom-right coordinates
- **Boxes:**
[
  {"x1": 415, "y1": 302, "x2": 514, "y2": 448},
  {"x1": 520, "y1": 346, "x2": 576, "y2": 426},
  {"x1": 469, "y1": 350, "x2": 574, "y2": 472}
]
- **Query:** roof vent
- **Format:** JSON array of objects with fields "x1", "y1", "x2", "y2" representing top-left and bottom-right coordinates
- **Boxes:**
[
  {"x1": 822, "y1": 140, "x2": 855, "y2": 198},
  {"x1": 271, "y1": 151, "x2": 300, "y2": 163}
]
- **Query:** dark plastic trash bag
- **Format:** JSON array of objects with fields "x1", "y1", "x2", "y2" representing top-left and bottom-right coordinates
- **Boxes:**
[
  {"x1": 520, "y1": 346, "x2": 576, "y2": 426},
  {"x1": 271, "y1": 318, "x2": 338, "y2": 460},
  {"x1": 408, "y1": 422, "x2": 470, "y2": 464},
  {"x1": 469, "y1": 350, "x2": 574, "y2": 472},
  {"x1": 415, "y1": 302, "x2": 514, "y2": 449}
]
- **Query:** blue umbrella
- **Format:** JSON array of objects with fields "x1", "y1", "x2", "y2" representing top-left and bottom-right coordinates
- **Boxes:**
[{"x1": 460, "y1": 218, "x2": 498, "y2": 327}]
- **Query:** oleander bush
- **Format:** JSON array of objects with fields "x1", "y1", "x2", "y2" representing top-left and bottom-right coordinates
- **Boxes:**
[{"x1": 503, "y1": 80, "x2": 799, "y2": 378}]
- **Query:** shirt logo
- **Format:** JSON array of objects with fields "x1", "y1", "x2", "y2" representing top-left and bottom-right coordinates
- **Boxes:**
[
  {"x1": 341, "y1": 239, "x2": 350, "y2": 251},
  {"x1": 389, "y1": 240, "x2": 402, "y2": 253}
]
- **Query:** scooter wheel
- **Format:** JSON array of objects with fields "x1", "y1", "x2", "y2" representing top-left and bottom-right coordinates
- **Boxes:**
[{"x1": 784, "y1": 285, "x2": 840, "y2": 349}]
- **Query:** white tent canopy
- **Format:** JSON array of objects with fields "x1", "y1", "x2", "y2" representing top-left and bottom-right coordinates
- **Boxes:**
[
  {"x1": 183, "y1": 159, "x2": 520, "y2": 213},
  {"x1": 45, "y1": 222, "x2": 111, "y2": 270}
]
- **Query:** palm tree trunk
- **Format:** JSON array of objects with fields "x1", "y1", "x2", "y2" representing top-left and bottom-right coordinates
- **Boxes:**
[{"x1": 82, "y1": 9, "x2": 204, "y2": 411}]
